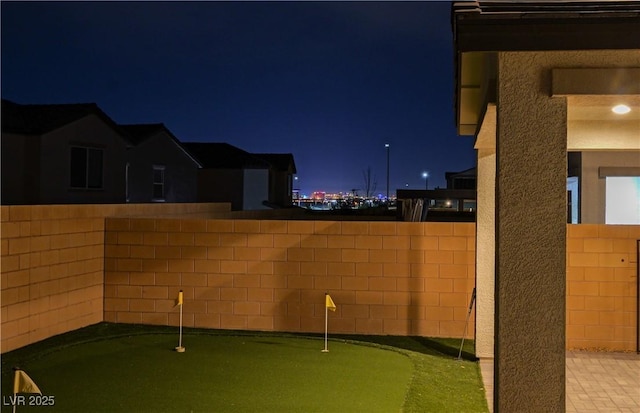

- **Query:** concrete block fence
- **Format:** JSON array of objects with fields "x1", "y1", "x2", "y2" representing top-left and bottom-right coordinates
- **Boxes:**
[
  {"x1": 103, "y1": 219, "x2": 477, "y2": 338},
  {"x1": 1, "y1": 203, "x2": 638, "y2": 353},
  {"x1": 1, "y1": 205, "x2": 104, "y2": 352},
  {"x1": 0, "y1": 203, "x2": 229, "y2": 352},
  {"x1": 566, "y1": 224, "x2": 639, "y2": 351}
]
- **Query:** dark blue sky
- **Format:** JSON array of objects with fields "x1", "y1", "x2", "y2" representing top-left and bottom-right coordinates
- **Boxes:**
[{"x1": 1, "y1": 1, "x2": 475, "y2": 195}]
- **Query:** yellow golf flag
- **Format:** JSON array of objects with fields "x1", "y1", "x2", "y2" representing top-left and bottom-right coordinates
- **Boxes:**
[
  {"x1": 325, "y1": 294, "x2": 336, "y2": 311},
  {"x1": 13, "y1": 369, "x2": 41, "y2": 395},
  {"x1": 176, "y1": 290, "x2": 183, "y2": 306}
]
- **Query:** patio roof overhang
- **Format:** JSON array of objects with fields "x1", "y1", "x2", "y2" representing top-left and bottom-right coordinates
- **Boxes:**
[{"x1": 452, "y1": 0, "x2": 640, "y2": 137}]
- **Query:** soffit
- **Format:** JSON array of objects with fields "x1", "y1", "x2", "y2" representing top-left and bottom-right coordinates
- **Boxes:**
[
  {"x1": 568, "y1": 95, "x2": 640, "y2": 121},
  {"x1": 568, "y1": 95, "x2": 640, "y2": 150},
  {"x1": 452, "y1": 0, "x2": 640, "y2": 137}
]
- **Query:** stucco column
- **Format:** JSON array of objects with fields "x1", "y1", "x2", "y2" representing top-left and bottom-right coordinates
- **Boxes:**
[
  {"x1": 495, "y1": 52, "x2": 566, "y2": 412},
  {"x1": 476, "y1": 149, "x2": 496, "y2": 358},
  {"x1": 475, "y1": 104, "x2": 497, "y2": 359}
]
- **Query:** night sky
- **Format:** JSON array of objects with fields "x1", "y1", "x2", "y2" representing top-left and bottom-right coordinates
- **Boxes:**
[{"x1": 1, "y1": 1, "x2": 475, "y2": 196}]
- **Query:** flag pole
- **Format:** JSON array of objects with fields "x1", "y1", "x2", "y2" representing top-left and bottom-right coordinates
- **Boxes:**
[
  {"x1": 12, "y1": 368, "x2": 17, "y2": 413},
  {"x1": 322, "y1": 292, "x2": 336, "y2": 352},
  {"x1": 12, "y1": 367, "x2": 42, "y2": 413},
  {"x1": 457, "y1": 287, "x2": 476, "y2": 360},
  {"x1": 175, "y1": 290, "x2": 185, "y2": 353},
  {"x1": 322, "y1": 298, "x2": 329, "y2": 352}
]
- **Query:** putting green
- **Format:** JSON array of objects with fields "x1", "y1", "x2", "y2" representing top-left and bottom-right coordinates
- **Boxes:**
[{"x1": 2, "y1": 334, "x2": 412, "y2": 412}]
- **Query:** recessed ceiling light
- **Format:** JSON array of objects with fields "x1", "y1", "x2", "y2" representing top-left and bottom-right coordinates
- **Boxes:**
[{"x1": 612, "y1": 104, "x2": 631, "y2": 115}]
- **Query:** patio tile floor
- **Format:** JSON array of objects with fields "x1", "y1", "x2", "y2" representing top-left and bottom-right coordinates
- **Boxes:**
[{"x1": 479, "y1": 351, "x2": 640, "y2": 413}]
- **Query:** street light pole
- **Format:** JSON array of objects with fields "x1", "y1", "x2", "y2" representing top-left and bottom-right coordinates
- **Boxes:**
[
  {"x1": 385, "y1": 143, "x2": 390, "y2": 201},
  {"x1": 422, "y1": 171, "x2": 429, "y2": 190},
  {"x1": 294, "y1": 176, "x2": 300, "y2": 206}
]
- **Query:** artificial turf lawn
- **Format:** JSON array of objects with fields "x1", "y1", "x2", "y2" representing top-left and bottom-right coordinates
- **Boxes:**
[{"x1": 1, "y1": 323, "x2": 489, "y2": 413}]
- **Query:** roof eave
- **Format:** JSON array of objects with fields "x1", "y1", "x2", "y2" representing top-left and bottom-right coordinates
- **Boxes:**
[
  {"x1": 455, "y1": 15, "x2": 640, "y2": 53},
  {"x1": 452, "y1": 1, "x2": 640, "y2": 137}
]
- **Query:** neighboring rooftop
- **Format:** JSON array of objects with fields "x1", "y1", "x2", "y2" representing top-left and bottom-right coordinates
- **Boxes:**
[
  {"x1": 182, "y1": 142, "x2": 271, "y2": 169},
  {"x1": 254, "y1": 153, "x2": 297, "y2": 174},
  {"x1": 1, "y1": 98, "x2": 125, "y2": 137},
  {"x1": 119, "y1": 123, "x2": 167, "y2": 145},
  {"x1": 121, "y1": 123, "x2": 202, "y2": 167}
]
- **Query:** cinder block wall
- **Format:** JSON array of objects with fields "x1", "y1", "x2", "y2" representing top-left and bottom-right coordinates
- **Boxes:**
[
  {"x1": 1, "y1": 205, "x2": 104, "y2": 352},
  {"x1": 0, "y1": 203, "x2": 230, "y2": 353},
  {"x1": 104, "y1": 219, "x2": 477, "y2": 338},
  {"x1": 3, "y1": 205, "x2": 638, "y2": 353},
  {"x1": 566, "y1": 224, "x2": 639, "y2": 351}
]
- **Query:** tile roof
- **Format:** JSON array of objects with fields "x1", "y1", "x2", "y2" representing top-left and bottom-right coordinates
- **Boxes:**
[
  {"x1": 446, "y1": 167, "x2": 476, "y2": 178},
  {"x1": 181, "y1": 142, "x2": 271, "y2": 169},
  {"x1": 1, "y1": 99, "x2": 128, "y2": 139},
  {"x1": 453, "y1": 1, "x2": 640, "y2": 52},
  {"x1": 2, "y1": 99, "x2": 294, "y2": 173},
  {"x1": 254, "y1": 153, "x2": 297, "y2": 173},
  {"x1": 121, "y1": 123, "x2": 202, "y2": 167},
  {"x1": 119, "y1": 123, "x2": 166, "y2": 145},
  {"x1": 467, "y1": 0, "x2": 640, "y2": 14}
]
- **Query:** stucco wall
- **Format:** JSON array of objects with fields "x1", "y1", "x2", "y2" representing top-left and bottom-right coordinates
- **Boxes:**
[
  {"x1": 126, "y1": 132, "x2": 199, "y2": 203},
  {"x1": 492, "y1": 49, "x2": 640, "y2": 412},
  {"x1": 475, "y1": 148, "x2": 496, "y2": 358},
  {"x1": 40, "y1": 115, "x2": 129, "y2": 204},
  {"x1": 243, "y1": 169, "x2": 270, "y2": 210},
  {"x1": 0, "y1": 133, "x2": 40, "y2": 205},
  {"x1": 496, "y1": 50, "x2": 569, "y2": 412},
  {"x1": 197, "y1": 169, "x2": 244, "y2": 210}
]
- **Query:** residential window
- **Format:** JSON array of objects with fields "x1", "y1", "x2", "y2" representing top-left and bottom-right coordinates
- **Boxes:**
[
  {"x1": 605, "y1": 176, "x2": 640, "y2": 224},
  {"x1": 567, "y1": 177, "x2": 579, "y2": 224},
  {"x1": 153, "y1": 165, "x2": 165, "y2": 201},
  {"x1": 70, "y1": 146, "x2": 103, "y2": 189}
]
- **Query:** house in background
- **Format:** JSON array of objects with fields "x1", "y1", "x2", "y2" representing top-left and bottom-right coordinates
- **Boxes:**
[
  {"x1": 396, "y1": 167, "x2": 477, "y2": 222},
  {"x1": 1, "y1": 99, "x2": 129, "y2": 205},
  {"x1": 2, "y1": 99, "x2": 297, "y2": 210},
  {"x1": 182, "y1": 142, "x2": 296, "y2": 211},
  {"x1": 254, "y1": 153, "x2": 297, "y2": 208},
  {"x1": 445, "y1": 166, "x2": 476, "y2": 190},
  {"x1": 121, "y1": 123, "x2": 200, "y2": 203}
]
